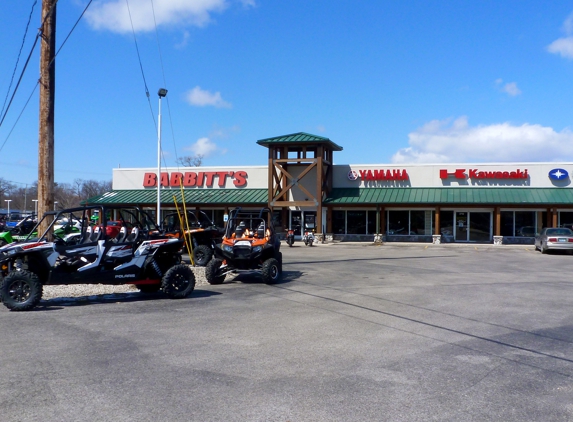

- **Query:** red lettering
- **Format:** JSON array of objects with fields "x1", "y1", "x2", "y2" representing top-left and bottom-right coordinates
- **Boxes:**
[
  {"x1": 143, "y1": 173, "x2": 156, "y2": 187},
  {"x1": 217, "y1": 172, "x2": 229, "y2": 187},
  {"x1": 196, "y1": 172, "x2": 205, "y2": 187},
  {"x1": 233, "y1": 171, "x2": 247, "y2": 187},
  {"x1": 204, "y1": 172, "x2": 216, "y2": 187},
  {"x1": 183, "y1": 172, "x2": 197, "y2": 187},
  {"x1": 359, "y1": 170, "x2": 367, "y2": 180},
  {"x1": 454, "y1": 169, "x2": 466, "y2": 179},
  {"x1": 160, "y1": 172, "x2": 169, "y2": 187},
  {"x1": 373, "y1": 170, "x2": 383, "y2": 180},
  {"x1": 170, "y1": 172, "x2": 183, "y2": 187}
]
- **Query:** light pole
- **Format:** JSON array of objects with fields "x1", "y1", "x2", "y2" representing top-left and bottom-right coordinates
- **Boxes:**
[
  {"x1": 32, "y1": 199, "x2": 38, "y2": 216},
  {"x1": 5, "y1": 199, "x2": 11, "y2": 215},
  {"x1": 156, "y1": 88, "x2": 168, "y2": 225}
]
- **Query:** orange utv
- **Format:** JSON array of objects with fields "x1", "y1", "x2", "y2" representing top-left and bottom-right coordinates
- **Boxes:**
[{"x1": 205, "y1": 208, "x2": 282, "y2": 285}]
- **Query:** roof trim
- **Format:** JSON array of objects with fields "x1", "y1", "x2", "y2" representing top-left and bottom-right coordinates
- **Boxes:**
[
  {"x1": 256, "y1": 132, "x2": 343, "y2": 151},
  {"x1": 323, "y1": 187, "x2": 573, "y2": 205},
  {"x1": 85, "y1": 189, "x2": 268, "y2": 205}
]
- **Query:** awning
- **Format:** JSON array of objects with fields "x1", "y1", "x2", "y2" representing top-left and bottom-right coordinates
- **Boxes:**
[
  {"x1": 323, "y1": 187, "x2": 573, "y2": 205},
  {"x1": 85, "y1": 189, "x2": 268, "y2": 205}
]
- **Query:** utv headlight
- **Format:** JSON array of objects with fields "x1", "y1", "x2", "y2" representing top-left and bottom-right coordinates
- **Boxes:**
[
  {"x1": 252, "y1": 246, "x2": 262, "y2": 253},
  {"x1": 223, "y1": 244, "x2": 233, "y2": 253}
]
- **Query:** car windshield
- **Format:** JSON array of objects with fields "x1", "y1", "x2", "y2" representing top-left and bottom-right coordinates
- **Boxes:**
[{"x1": 546, "y1": 228, "x2": 573, "y2": 236}]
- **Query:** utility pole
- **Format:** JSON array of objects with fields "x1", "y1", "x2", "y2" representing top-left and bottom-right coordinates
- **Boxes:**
[{"x1": 38, "y1": 0, "x2": 56, "y2": 235}]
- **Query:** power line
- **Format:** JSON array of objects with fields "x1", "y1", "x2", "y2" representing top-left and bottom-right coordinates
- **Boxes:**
[
  {"x1": 0, "y1": 0, "x2": 38, "y2": 119},
  {"x1": 0, "y1": 0, "x2": 58, "y2": 129},
  {"x1": 1, "y1": 0, "x2": 95, "y2": 152},
  {"x1": 126, "y1": 0, "x2": 156, "y2": 129}
]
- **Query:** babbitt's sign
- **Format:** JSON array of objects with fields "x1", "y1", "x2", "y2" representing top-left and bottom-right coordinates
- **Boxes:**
[
  {"x1": 349, "y1": 169, "x2": 409, "y2": 181},
  {"x1": 143, "y1": 171, "x2": 248, "y2": 187},
  {"x1": 440, "y1": 168, "x2": 529, "y2": 180}
]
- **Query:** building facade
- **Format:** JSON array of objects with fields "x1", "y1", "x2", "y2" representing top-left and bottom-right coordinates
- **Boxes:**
[{"x1": 87, "y1": 133, "x2": 573, "y2": 245}]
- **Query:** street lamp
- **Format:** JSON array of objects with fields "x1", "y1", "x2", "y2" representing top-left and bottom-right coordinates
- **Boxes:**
[
  {"x1": 156, "y1": 88, "x2": 168, "y2": 225},
  {"x1": 5, "y1": 199, "x2": 11, "y2": 215},
  {"x1": 32, "y1": 199, "x2": 38, "y2": 216}
]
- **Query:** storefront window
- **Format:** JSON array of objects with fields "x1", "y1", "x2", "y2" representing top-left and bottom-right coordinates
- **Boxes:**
[
  {"x1": 559, "y1": 211, "x2": 573, "y2": 229},
  {"x1": 347, "y1": 211, "x2": 366, "y2": 234},
  {"x1": 515, "y1": 211, "x2": 535, "y2": 237},
  {"x1": 501, "y1": 211, "x2": 536, "y2": 237},
  {"x1": 367, "y1": 211, "x2": 377, "y2": 234},
  {"x1": 387, "y1": 210, "x2": 433, "y2": 235},
  {"x1": 387, "y1": 210, "x2": 410, "y2": 235},
  {"x1": 333, "y1": 211, "x2": 345, "y2": 234}
]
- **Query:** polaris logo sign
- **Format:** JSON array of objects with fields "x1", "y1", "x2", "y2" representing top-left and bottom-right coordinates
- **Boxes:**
[
  {"x1": 549, "y1": 168, "x2": 568, "y2": 180},
  {"x1": 115, "y1": 274, "x2": 136, "y2": 279}
]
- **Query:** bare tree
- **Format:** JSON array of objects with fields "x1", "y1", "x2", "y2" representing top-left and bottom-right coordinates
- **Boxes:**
[{"x1": 176, "y1": 154, "x2": 203, "y2": 167}]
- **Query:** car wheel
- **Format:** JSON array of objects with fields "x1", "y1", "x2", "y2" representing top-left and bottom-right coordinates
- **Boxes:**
[
  {"x1": 1, "y1": 270, "x2": 43, "y2": 311},
  {"x1": 193, "y1": 244, "x2": 213, "y2": 267},
  {"x1": 541, "y1": 244, "x2": 548, "y2": 254},
  {"x1": 136, "y1": 284, "x2": 161, "y2": 294},
  {"x1": 262, "y1": 258, "x2": 281, "y2": 284},
  {"x1": 205, "y1": 258, "x2": 225, "y2": 285},
  {"x1": 161, "y1": 264, "x2": 196, "y2": 299}
]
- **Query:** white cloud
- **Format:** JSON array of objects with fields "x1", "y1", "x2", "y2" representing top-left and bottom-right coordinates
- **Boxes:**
[
  {"x1": 495, "y1": 79, "x2": 521, "y2": 96},
  {"x1": 187, "y1": 137, "x2": 220, "y2": 157},
  {"x1": 85, "y1": 0, "x2": 228, "y2": 33},
  {"x1": 547, "y1": 37, "x2": 573, "y2": 59},
  {"x1": 185, "y1": 86, "x2": 232, "y2": 108},
  {"x1": 239, "y1": 0, "x2": 256, "y2": 8},
  {"x1": 547, "y1": 12, "x2": 573, "y2": 59},
  {"x1": 391, "y1": 116, "x2": 573, "y2": 163}
]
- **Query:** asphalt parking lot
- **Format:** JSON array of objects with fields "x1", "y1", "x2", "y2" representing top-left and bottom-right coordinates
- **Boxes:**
[{"x1": 1, "y1": 242, "x2": 573, "y2": 421}]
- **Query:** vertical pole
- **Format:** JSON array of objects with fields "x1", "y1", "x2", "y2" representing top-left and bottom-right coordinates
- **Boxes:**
[
  {"x1": 156, "y1": 95, "x2": 162, "y2": 225},
  {"x1": 156, "y1": 88, "x2": 167, "y2": 225},
  {"x1": 38, "y1": 0, "x2": 56, "y2": 235}
]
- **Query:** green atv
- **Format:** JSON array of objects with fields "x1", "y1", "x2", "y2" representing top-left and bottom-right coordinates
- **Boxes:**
[{"x1": 0, "y1": 215, "x2": 80, "y2": 247}]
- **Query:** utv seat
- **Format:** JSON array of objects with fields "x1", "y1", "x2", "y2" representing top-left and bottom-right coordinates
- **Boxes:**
[
  {"x1": 79, "y1": 226, "x2": 93, "y2": 244},
  {"x1": 89, "y1": 226, "x2": 102, "y2": 242},
  {"x1": 113, "y1": 226, "x2": 128, "y2": 243},
  {"x1": 234, "y1": 226, "x2": 244, "y2": 238},
  {"x1": 125, "y1": 226, "x2": 139, "y2": 243}
]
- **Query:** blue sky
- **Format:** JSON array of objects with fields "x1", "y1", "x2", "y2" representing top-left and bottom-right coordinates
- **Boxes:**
[{"x1": 1, "y1": 0, "x2": 573, "y2": 186}]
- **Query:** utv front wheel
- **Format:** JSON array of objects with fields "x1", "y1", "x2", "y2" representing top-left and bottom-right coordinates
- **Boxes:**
[
  {"x1": 262, "y1": 258, "x2": 281, "y2": 284},
  {"x1": 205, "y1": 259, "x2": 225, "y2": 285},
  {"x1": 161, "y1": 264, "x2": 196, "y2": 299},
  {"x1": 1, "y1": 271, "x2": 43, "y2": 311},
  {"x1": 193, "y1": 244, "x2": 213, "y2": 267}
]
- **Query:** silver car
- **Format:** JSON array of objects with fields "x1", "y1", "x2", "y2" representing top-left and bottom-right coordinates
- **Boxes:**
[{"x1": 534, "y1": 227, "x2": 573, "y2": 254}]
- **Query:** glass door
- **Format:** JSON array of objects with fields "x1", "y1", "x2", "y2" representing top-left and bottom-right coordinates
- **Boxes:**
[
  {"x1": 290, "y1": 211, "x2": 302, "y2": 237},
  {"x1": 454, "y1": 211, "x2": 492, "y2": 242},
  {"x1": 455, "y1": 212, "x2": 468, "y2": 241},
  {"x1": 469, "y1": 212, "x2": 491, "y2": 242}
]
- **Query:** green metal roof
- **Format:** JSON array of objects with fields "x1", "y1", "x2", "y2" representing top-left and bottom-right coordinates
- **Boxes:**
[
  {"x1": 85, "y1": 189, "x2": 268, "y2": 205},
  {"x1": 323, "y1": 188, "x2": 573, "y2": 205},
  {"x1": 256, "y1": 132, "x2": 343, "y2": 151}
]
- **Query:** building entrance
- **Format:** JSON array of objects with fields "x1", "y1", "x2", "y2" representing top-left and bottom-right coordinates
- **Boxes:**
[
  {"x1": 289, "y1": 210, "x2": 317, "y2": 239},
  {"x1": 453, "y1": 211, "x2": 492, "y2": 242},
  {"x1": 441, "y1": 210, "x2": 492, "y2": 243}
]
